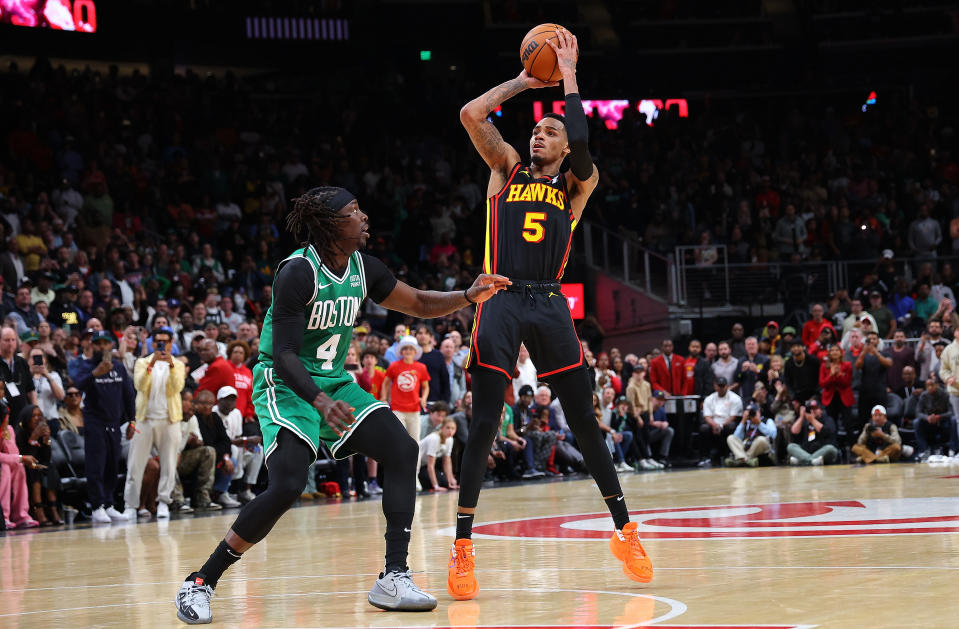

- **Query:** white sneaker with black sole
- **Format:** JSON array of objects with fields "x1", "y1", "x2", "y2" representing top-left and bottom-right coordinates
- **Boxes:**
[
  {"x1": 175, "y1": 574, "x2": 213, "y2": 624},
  {"x1": 367, "y1": 569, "x2": 437, "y2": 611},
  {"x1": 237, "y1": 489, "x2": 256, "y2": 503},
  {"x1": 157, "y1": 502, "x2": 170, "y2": 519}
]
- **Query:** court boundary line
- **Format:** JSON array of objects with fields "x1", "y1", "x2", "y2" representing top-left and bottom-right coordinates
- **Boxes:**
[
  {"x1": 0, "y1": 586, "x2": 690, "y2": 626},
  {"x1": 0, "y1": 565, "x2": 955, "y2": 594}
]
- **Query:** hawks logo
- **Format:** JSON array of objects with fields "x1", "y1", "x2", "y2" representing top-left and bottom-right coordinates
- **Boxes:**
[
  {"x1": 459, "y1": 498, "x2": 959, "y2": 540},
  {"x1": 395, "y1": 370, "x2": 418, "y2": 393}
]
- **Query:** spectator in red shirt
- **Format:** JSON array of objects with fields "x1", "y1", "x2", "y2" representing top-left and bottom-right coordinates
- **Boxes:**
[
  {"x1": 194, "y1": 339, "x2": 234, "y2": 400},
  {"x1": 649, "y1": 339, "x2": 684, "y2": 395},
  {"x1": 807, "y1": 325, "x2": 838, "y2": 361},
  {"x1": 802, "y1": 303, "x2": 830, "y2": 348},
  {"x1": 226, "y1": 340, "x2": 254, "y2": 421},
  {"x1": 358, "y1": 349, "x2": 387, "y2": 399},
  {"x1": 819, "y1": 344, "x2": 855, "y2": 436},
  {"x1": 428, "y1": 234, "x2": 459, "y2": 267},
  {"x1": 754, "y1": 176, "x2": 780, "y2": 216},
  {"x1": 382, "y1": 336, "x2": 431, "y2": 491},
  {"x1": 682, "y1": 339, "x2": 713, "y2": 397}
]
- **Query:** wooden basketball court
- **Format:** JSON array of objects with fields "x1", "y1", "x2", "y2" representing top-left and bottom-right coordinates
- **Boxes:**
[{"x1": 2, "y1": 463, "x2": 957, "y2": 628}]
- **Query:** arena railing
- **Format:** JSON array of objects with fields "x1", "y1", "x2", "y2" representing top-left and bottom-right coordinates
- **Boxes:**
[{"x1": 581, "y1": 222, "x2": 676, "y2": 303}]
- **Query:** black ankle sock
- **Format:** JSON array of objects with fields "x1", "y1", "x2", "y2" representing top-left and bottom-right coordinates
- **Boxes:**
[
  {"x1": 455, "y1": 512, "x2": 475, "y2": 540},
  {"x1": 604, "y1": 495, "x2": 630, "y2": 530},
  {"x1": 197, "y1": 540, "x2": 243, "y2": 588},
  {"x1": 384, "y1": 512, "x2": 413, "y2": 574}
]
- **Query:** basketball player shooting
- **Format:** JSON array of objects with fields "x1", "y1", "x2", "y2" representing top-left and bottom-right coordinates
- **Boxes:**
[
  {"x1": 447, "y1": 28, "x2": 653, "y2": 600},
  {"x1": 174, "y1": 187, "x2": 509, "y2": 624}
]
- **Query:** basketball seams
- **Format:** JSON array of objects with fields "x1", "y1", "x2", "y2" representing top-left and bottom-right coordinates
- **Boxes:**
[
  {"x1": 527, "y1": 37, "x2": 550, "y2": 81},
  {"x1": 521, "y1": 23, "x2": 563, "y2": 83}
]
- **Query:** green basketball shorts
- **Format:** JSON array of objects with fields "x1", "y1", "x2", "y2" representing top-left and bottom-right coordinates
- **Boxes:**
[{"x1": 252, "y1": 362, "x2": 390, "y2": 462}]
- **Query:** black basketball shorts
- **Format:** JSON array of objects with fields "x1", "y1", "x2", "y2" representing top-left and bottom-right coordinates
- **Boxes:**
[{"x1": 465, "y1": 282, "x2": 585, "y2": 381}]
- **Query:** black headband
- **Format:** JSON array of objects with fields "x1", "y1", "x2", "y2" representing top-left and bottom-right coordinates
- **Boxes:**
[{"x1": 329, "y1": 188, "x2": 357, "y2": 213}]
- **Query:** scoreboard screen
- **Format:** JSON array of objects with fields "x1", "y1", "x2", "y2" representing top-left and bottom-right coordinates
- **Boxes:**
[{"x1": 0, "y1": 0, "x2": 97, "y2": 33}]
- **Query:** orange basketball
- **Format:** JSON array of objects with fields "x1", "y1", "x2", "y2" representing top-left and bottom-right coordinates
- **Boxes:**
[{"x1": 519, "y1": 23, "x2": 575, "y2": 83}]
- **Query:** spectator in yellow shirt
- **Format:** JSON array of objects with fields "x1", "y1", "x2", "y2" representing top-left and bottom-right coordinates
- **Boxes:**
[{"x1": 14, "y1": 219, "x2": 47, "y2": 273}]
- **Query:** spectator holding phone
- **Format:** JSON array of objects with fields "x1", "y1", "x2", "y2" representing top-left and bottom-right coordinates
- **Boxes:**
[
  {"x1": 123, "y1": 327, "x2": 185, "y2": 520},
  {"x1": 73, "y1": 330, "x2": 136, "y2": 523},
  {"x1": 28, "y1": 347, "x2": 64, "y2": 422},
  {"x1": 855, "y1": 331, "x2": 892, "y2": 436}
]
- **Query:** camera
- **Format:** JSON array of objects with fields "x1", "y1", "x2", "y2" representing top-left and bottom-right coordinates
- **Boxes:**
[
  {"x1": 157, "y1": 340, "x2": 166, "y2": 352},
  {"x1": 32, "y1": 355, "x2": 43, "y2": 366}
]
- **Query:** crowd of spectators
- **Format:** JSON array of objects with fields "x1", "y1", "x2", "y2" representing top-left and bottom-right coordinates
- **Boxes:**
[{"x1": 0, "y1": 58, "x2": 956, "y2": 526}]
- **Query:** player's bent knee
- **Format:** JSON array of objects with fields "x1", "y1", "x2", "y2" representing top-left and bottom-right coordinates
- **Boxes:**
[
  {"x1": 271, "y1": 475, "x2": 306, "y2": 506},
  {"x1": 384, "y1": 435, "x2": 418, "y2": 474}
]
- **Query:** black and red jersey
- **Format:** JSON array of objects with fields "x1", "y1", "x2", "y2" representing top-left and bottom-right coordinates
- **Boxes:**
[{"x1": 483, "y1": 162, "x2": 576, "y2": 280}]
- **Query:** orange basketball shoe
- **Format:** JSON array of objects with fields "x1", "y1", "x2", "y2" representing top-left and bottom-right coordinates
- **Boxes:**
[
  {"x1": 447, "y1": 539, "x2": 479, "y2": 600},
  {"x1": 609, "y1": 522, "x2": 653, "y2": 583}
]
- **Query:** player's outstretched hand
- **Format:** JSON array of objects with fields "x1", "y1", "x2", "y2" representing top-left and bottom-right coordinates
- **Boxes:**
[
  {"x1": 313, "y1": 395, "x2": 355, "y2": 436},
  {"x1": 517, "y1": 69, "x2": 559, "y2": 90},
  {"x1": 467, "y1": 274, "x2": 511, "y2": 304}
]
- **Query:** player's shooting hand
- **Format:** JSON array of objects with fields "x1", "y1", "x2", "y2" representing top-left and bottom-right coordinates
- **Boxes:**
[
  {"x1": 467, "y1": 274, "x2": 512, "y2": 304},
  {"x1": 517, "y1": 69, "x2": 560, "y2": 90},
  {"x1": 546, "y1": 28, "x2": 578, "y2": 77},
  {"x1": 314, "y1": 395, "x2": 355, "y2": 436}
]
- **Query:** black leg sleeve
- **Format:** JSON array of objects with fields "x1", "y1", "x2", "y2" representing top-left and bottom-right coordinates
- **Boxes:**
[
  {"x1": 231, "y1": 429, "x2": 313, "y2": 544},
  {"x1": 549, "y1": 369, "x2": 624, "y2": 499},
  {"x1": 342, "y1": 407, "x2": 418, "y2": 572},
  {"x1": 457, "y1": 370, "x2": 510, "y2": 510}
]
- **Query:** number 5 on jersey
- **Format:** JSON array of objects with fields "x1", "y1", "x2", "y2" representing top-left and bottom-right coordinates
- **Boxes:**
[
  {"x1": 316, "y1": 333, "x2": 341, "y2": 370},
  {"x1": 522, "y1": 212, "x2": 547, "y2": 243}
]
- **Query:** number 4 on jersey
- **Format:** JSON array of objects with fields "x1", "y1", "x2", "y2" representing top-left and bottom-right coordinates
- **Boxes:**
[
  {"x1": 522, "y1": 212, "x2": 547, "y2": 243},
  {"x1": 316, "y1": 334, "x2": 341, "y2": 370}
]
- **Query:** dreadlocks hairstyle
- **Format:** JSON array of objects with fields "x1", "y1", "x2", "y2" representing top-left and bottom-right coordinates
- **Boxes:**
[{"x1": 286, "y1": 187, "x2": 350, "y2": 261}]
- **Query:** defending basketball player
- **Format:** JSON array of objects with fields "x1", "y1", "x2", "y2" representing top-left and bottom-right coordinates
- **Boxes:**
[
  {"x1": 175, "y1": 187, "x2": 509, "y2": 624},
  {"x1": 448, "y1": 28, "x2": 653, "y2": 600}
]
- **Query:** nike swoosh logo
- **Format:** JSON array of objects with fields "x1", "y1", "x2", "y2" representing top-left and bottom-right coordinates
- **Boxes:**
[
  {"x1": 317, "y1": 282, "x2": 332, "y2": 290},
  {"x1": 380, "y1": 580, "x2": 398, "y2": 597},
  {"x1": 404, "y1": 528, "x2": 411, "y2": 533},
  {"x1": 617, "y1": 496, "x2": 625, "y2": 502},
  {"x1": 457, "y1": 514, "x2": 471, "y2": 519}
]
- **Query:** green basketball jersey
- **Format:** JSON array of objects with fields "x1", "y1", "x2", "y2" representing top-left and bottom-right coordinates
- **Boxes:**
[{"x1": 258, "y1": 245, "x2": 368, "y2": 377}]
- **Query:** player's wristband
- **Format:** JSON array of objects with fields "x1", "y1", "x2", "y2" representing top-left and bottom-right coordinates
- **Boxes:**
[{"x1": 464, "y1": 288, "x2": 476, "y2": 305}]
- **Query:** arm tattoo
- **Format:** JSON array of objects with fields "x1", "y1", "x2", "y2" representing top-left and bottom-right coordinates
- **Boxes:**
[
  {"x1": 482, "y1": 78, "x2": 527, "y2": 114},
  {"x1": 479, "y1": 123, "x2": 505, "y2": 153},
  {"x1": 477, "y1": 79, "x2": 526, "y2": 151}
]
